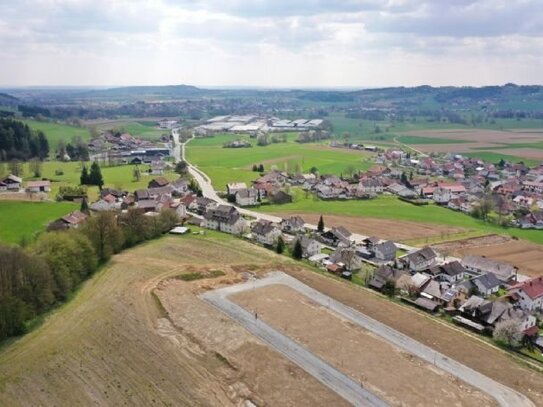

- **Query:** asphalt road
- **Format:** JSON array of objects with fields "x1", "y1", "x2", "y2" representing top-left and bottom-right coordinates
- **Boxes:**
[{"x1": 202, "y1": 272, "x2": 535, "y2": 407}]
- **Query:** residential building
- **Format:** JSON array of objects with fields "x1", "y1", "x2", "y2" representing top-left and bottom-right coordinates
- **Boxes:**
[
  {"x1": 508, "y1": 276, "x2": 543, "y2": 312},
  {"x1": 462, "y1": 255, "x2": 517, "y2": 283},
  {"x1": 373, "y1": 240, "x2": 397, "y2": 262},
  {"x1": 203, "y1": 205, "x2": 247, "y2": 235},
  {"x1": 401, "y1": 247, "x2": 437, "y2": 272},
  {"x1": 235, "y1": 188, "x2": 259, "y2": 206},
  {"x1": 281, "y1": 216, "x2": 306, "y2": 234},
  {"x1": 251, "y1": 220, "x2": 282, "y2": 246},
  {"x1": 26, "y1": 180, "x2": 51, "y2": 193},
  {"x1": 298, "y1": 236, "x2": 321, "y2": 258}
]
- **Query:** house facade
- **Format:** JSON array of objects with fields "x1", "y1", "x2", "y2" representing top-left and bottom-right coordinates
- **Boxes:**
[
  {"x1": 508, "y1": 276, "x2": 543, "y2": 312},
  {"x1": 203, "y1": 205, "x2": 247, "y2": 235}
]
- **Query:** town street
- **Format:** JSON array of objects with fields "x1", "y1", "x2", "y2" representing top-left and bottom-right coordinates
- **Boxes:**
[{"x1": 202, "y1": 272, "x2": 535, "y2": 407}]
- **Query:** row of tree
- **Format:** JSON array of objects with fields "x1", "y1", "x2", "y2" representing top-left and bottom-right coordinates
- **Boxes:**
[
  {"x1": 0, "y1": 209, "x2": 180, "y2": 341},
  {"x1": 0, "y1": 118, "x2": 49, "y2": 161},
  {"x1": 80, "y1": 162, "x2": 104, "y2": 189}
]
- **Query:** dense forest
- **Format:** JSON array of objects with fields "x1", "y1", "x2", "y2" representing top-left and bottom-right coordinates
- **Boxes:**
[
  {"x1": 0, "y1": 118, "x2": 49, "y2": 161},
  {"x1": 0, "y1": 209, "x2": 180, "y2": 341}
]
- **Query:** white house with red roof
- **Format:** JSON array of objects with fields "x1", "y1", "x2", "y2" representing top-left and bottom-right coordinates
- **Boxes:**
[{"x1": 508, "y1": 276, "x2": 543, "y2": 312}]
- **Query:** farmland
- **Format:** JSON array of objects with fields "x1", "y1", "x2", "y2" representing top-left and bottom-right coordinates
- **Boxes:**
[
  {"x1": 258, "y1": 192, "x2": 543, "y2": 245},
  {"x1": 22, "y1": 119, "x2": 91, "y2": 149},
  {"x1": 0, "y1": 201, "x2": 78, "y2": 243},
  {"x1": 186, "y1": 133, "x2": 374, "y2": 189},
  {"x1": 87, "y1": 118, "x2": 170, "y2": 140},
  {"x1": 1, "y1": 233, "x2": 541, "y2": 406}
]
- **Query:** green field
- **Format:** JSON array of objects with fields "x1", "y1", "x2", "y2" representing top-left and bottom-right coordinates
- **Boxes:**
[
  {"x1": 0, "y1": 201, "x2": 78, "y2": 244},
  {"x1": 186, "y1": 133, "x2": 375, "y2": 189},
  {"x1": 396, "y1": 135, "x2": 473, "y2": 145},
  {"x1": 22, "y1": 119, "x2": 91, "y2": 149},
  {"x1": 258, "y1": 192, "x2": 543, "y2": 245},
  {"x1": 463, "y1": 152, "x2": 538, "y2": 167},
  {"x1": 18, "y1": 161, "x2": 179, "y2": 200},
  {"x1": 93, "y1": 120, "x2": 169, "y2": 140}
]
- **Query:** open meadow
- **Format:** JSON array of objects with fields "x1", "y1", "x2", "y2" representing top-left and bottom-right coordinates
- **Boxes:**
[
  {"x1": 22, "y1": 119, "x2": 92, "y2": 149},
  {"x1": 186, "y1": 133, "x2": 374, "y2": 189},
  {"x1": 0, "y1": 233, "x2": 541, "y2": 406},
  {"x1": 86, "y1": 118, "x2": 170, "y2": 140},
  {"x1": 0, "y1": 201, "x2": 78, "y2": 243}
]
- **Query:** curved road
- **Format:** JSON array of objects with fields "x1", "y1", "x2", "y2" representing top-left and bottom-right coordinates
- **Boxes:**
[{"x1": 203, "y1": 272, "x2": 535, "y2": 407}]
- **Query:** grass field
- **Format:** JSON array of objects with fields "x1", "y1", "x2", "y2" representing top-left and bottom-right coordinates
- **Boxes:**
[
  {"x1": 186, "y1": 133, "x2": 374, "y2": 189},
  {"x1": 22, "y1": 119, "x2": 91, "y2": 149},
  {"x1": 258, "y1": 192, "x2": 543, "y2": 245},
  {"x1": 92, "y1": 119, "x2": 169, "y2": 140},
  {"x1": 17, "y1": 160, "x2": 179, "y2": 201},
  {"x1": 464, "y1": 151, "x2": 539, "y2": 166},
  {"x1": 0, "y1": 201, "x2": 78, "y2": 243}
]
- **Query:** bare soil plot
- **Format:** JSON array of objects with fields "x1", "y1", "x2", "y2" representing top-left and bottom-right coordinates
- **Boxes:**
[
  {"x1": 498, "y1": 148, "x2": 543, "y2": 160},
  {"x1": 280, "y1": 266, "x2": 543, "y2": 406},
  {"x1": 412, "y1": 142, "x2": 498, "y2": 153},
  {"x1": 231, "y1": 284, "x2": 496, "y2": 407},
  {"x1": 433, "y1": 234, "x2": 543, "y2": 278},
  {"x1": 276, "y1": 212, "x2": 467, "y2": 241},
  {"x1": 0, "y1": 235, "x2": 343, "y2": 407},
  {"x1": 402, "y1": 129, "x2": 543, "y2": 143}
]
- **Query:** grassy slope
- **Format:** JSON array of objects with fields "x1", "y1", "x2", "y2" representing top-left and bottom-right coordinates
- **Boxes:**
[
  {"x1": 258, "y1": 193, "x2": 543, "y2": 245},
  {"x1": 0, "y1": 234, "x2": 281, "y2": 406},
  {"x1": 93, "y1": 120, "x2": 168, "y2": 141},
  {"x1": 22, "y1": 120, "x2": 91, "y2": 149},
  {"x1": 186, "y1": 133, "x2": 374, "y2": 189},
  {"x1": 0, "y1": 201, "x2": 78, "y2": 243}
]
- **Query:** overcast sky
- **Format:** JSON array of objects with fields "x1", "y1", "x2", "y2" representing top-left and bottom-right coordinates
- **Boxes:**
[{"x1": 1, "y1": 0, "x2": 542, "y2": 88}]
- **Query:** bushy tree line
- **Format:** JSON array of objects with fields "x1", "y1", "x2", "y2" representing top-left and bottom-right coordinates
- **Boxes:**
[
  {"x1": 0, "y1": 118, "x2": 49, "y2": 161},
  {"x1": 0, "y1": 208, "x2": 180, "y2": 341}
]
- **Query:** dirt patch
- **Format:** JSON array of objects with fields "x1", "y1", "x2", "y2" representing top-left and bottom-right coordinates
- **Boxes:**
[
  {"x1": 275, "y1": 212, "x2": 467, "y2": 241},
  {"x1": 497, "y1": 148, "x2": 543, "y2": 161},
  {"x1": 412, "y1": 142, "x2": 498, "y2": 153},
  {"x1": 231, "y1": 284, "x2": 496, "y2": 407},
  {"x1": 402, "y1": 129, "x2": 543, "y2": 143},
  {"x1": 433, "y1": 234, "x2": 543, "y2": 278},
  {"x1": 279, "y1": 266, "x2": 543, "y2": 406}
]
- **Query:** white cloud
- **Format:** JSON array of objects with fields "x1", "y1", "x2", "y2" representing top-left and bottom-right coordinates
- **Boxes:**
[{"x1": 0, "y1": 0, "x2": 542, "y2": 86}]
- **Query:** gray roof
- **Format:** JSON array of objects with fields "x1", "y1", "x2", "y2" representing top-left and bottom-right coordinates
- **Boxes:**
[
  {"x1": 406, "y1": 246, "x2": 437, "y2": 265},
  {"x1": 462, "y1": 255, "x2": 516, "y2": 281},
  {"x1": 252, "y1": 220, "x2": 278, "y2": 236},
  {"x1": 473, "y1": 272, "x2": 501, "y2": 291}
]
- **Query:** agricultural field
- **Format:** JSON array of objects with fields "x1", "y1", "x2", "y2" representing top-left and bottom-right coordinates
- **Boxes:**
[
  {"x1": 186, "y1": 133, "x2": 374, "y2": 189},
  {"x1": 0, "y1": 201, "x2": 78, "y2": 243},
  {"x1": 88, "y1": 118, "x2": 170, "y2": 140},
  {"x1": 258, "y1": 192, "x2": 543, "y2": 245},
  {"x1": 1, "y1": 233, "x2": 541, "y2": 406},
  {"x1": 22, "y1": 119, "x2": 91, "y2": 149},
  {"x1": 433, "y1": 234, "x2": 543, "y2": 278}
]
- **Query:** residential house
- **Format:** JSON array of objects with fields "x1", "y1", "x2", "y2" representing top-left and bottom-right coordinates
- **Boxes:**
[
  {"x1": 358, "y1": 177, "x2": 384, "y2": 194},
  {"x1": 235, "y1": 188, "x2": 259, "y2": 206},
  {"x1": 191, "y1": 197, "x2": 217, "y2": 214},
  {"x1": 508, "y1": 276, "x2": 543, "y2": 312},
  {"x1": 368, "y1": 266, "x2": 407, "y2": 292},
  {"x1": 269, "y1": 190, "x2": 293, "y2": 204},
  {"x1": 47, "y1": 210, "x2": 88, "y2": 231},
  {"x1": 150, "y1": 160, "x2": 166, "y2": 175},
  {"x1": 203, "y1": 205, "x2": 247, "y2": 235},
  {"x1": 298, "y1": 236, "x2": 322, "y2": 258},
  {"x1": 251, "y1": 220, "x2": 282, "y2": 246},
  {"x1": 428, "y1": 261, "x2": 466, "y2": 283},
  {"x1": 472, "y1": 273, "x2": 501, "y2": 297},
  {"x1": 148, "y1": 177, "x2": 170, "y2": 189},
  {"x1": 373, "y1": 240, "x2": 397, "y2": 262},
  {"x1": 136, "y1": 199, "x2": 158, "y2": 213},
  {"x1": 90, "y1": 199, "x2": 116, "y2": 212},
  {"x1": 329, "y1": 247, "x2": 362, "y2": 271},
  {"x1": 26, "y1": 180, "x2": 51, "y2": 193},
  {"x1": 320, "y1": 226, "x2": 353, "y2": 247},
  {"x1": 2, "y1": 174, "x2": 22, "y2": 191},
  {"x1": 227, "y1": 182, "x2": 247, "y2": 196},
  {"x1": 281, "y1": 216, "x2": 306, "y2": 234},
  {"x1": 518, "y1": 211, "x2": 543, "y2": 229},
  {"x1": 401, "y1": 247, "x2": 437, "y2": 272},
  {"x1": 461, "y1": 255, "x2": 517, "y2": 283}
]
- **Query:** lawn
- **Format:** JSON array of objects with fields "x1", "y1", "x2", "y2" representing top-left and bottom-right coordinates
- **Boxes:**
[
  {"x1": 186, "y1": 133, "x2": 375, "y2": 190},
  {"x1": 258, "y1": 193, "x2": 543, "y2": 245},
  {"x1": 0, "y1": 201, "x2": 78, "y2": 244},
  {"x1": 396, "y1": 135, "x2": 472, "y2": 145},
  {"x1": 93, "y1": 120, "x2": 169, "y2": 141},
  {"x1": 22, "y1": 119, "x2": 91, "y2": 150}
]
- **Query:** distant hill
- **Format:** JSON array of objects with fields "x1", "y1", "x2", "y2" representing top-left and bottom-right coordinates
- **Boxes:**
[
  {"x1": 0, "y1": 92, "x2": 19, "y2": 106},
  {"x1": 82, "y1": 84, "x2": 210, "y2": 99}
]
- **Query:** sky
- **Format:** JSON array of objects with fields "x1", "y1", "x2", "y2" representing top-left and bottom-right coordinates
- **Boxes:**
[{"x1": 0, "y1": 0, "x2": 542, "y2": 88}]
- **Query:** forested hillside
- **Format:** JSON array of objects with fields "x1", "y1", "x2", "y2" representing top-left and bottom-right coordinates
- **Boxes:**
[{"x1": 0, "y1": 118, "x2": 49, "y2": 161}]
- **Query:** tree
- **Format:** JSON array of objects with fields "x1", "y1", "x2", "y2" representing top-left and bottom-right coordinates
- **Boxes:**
[
  {"x1": 81, "y1": 211, "x2": 124, "y2": 262},
  {"x1": 8, "y1": 159, "x2": 22, "y2": 176},
  {"x1": 252, "y1": 164, "x2": 258, "y2": 172},
  {"x1": 309, "y1": 166, "x2": 318, "y2": 174},
  {"x1": 292, "y1": 239, "x2": 303, "y2": 260},
  {"x1": 382, "y1": 280, "x2": 396, "y2": 297},
  {"x1": 118, "y1": 209, "x2": 150, "y2": 248},
  {"x1": 132, "y1": 165, "x2": 141, "y2": 182},
  {"x1": 89, "y1": 161, "x2": 104, "y2": 189},
  {"x1": 80, "y1": 165, "x2": 89, "y2": 185},
  {"x1": 258, "y1": 164, "x2": 264, "y2": 172},
  {"x1": 276, "y1": 236, "x2": 285, "y2": 254},
  {"x1": 493, "y1": 319, "x2": 523, "y2": 348},
  {"x1": 175, "y1": 160, "x2": 188, "y2": 174},
  {"x1": 317, "y1": 215, "x2": 325, "y2": 232},
  {"x1": 80, "y1": 198, "x2": 90, "y2": 215},
  {"x1": 342, "y1": 131, "x2": 351, "y2": 145},
  {"x1": 29, "y1": 158, "x2": 42, "y2": 178}
]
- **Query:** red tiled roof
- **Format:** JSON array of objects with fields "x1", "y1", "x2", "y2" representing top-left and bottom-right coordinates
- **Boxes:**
[{"x1": 509, "y1": 276, "x2": 543, "y2": 300}]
